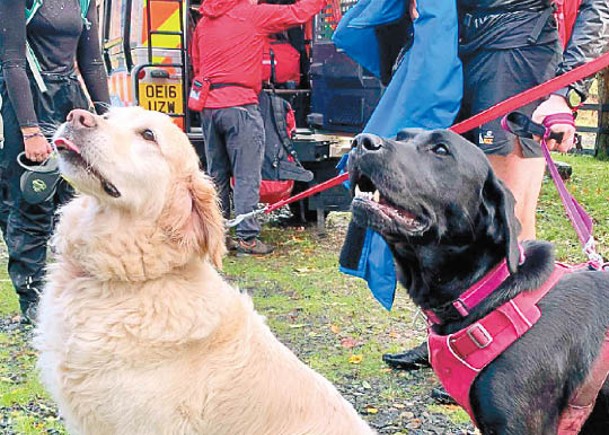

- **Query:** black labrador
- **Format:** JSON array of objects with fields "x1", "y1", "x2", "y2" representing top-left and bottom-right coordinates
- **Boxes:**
[{"x1": 347, "y1": 129, "x2": 609, "y2": 434}]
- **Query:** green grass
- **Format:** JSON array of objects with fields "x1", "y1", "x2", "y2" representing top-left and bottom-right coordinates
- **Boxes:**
[
  {"x1": 538, "y1": 154, "x2": 609, "y2": 262},
  {"x1": 0, "y1": 152, "x2": 608, "y2": 433},
  {"x1": 0, "y1": 272, "x2": 19, "y2": 316}
]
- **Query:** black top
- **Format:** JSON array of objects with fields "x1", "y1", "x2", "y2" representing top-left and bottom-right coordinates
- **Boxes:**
[
  {"x1": 457, "y1": 0, "x2": 609, "y2": 97},
  {"x1": 459, "y1": 0, "x2": 552, "y2": 13},
  {"x1": 0, "y1": 0, "x2": 110, "y2": 127}
]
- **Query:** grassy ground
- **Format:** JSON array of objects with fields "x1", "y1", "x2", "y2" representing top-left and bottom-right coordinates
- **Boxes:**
[{"x1": 1, "y1": 152, "x2": 608, "y2": 434}]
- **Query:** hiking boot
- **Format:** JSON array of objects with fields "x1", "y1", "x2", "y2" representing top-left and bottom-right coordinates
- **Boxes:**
[
  {"x1": 20, "y1": 303, "x2": 39, "y2": 326},
  {"x1": 431, "y1": 386, "x2": 456, "y2": 405},
  {"x1": 382, "y1": 341, "x2": 430, "y2": 371},
  {"x1": 236, "y1": 238, "x2": 275, "y2": 256},
  {"x1": 225, "y1": 236, "x2": 239, "y2": 251}
]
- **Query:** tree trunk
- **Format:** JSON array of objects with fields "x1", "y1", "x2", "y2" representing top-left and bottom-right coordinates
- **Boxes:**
[{"x1": 595, "y1": 68, "x2": 609, "y2": 159}]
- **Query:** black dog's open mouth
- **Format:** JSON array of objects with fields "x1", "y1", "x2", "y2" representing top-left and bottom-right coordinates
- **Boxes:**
[
  {"x1": 350, "y1": 171, "x2": 428, "y2": 236},
  {"x1": 53, "y1": 137, "x2": 121, "y2": 198}
]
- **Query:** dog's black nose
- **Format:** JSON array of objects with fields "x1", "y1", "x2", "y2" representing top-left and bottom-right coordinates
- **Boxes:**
[{"x1": 353, "y1": 133, "x2": 383, "y2": 151}]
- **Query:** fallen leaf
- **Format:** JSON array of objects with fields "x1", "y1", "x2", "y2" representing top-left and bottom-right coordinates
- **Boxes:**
[
  {"x1": 362, "y1": 380, "x2": 372, "y2": 389},
  {"x1": 393, "y1": 403, "x2": 405, "y2": 409},
  {"x1": 330, "y1": 324, "x2": 341, "y2": 334},
  {"x1": 340, "y1": 337, "x2": 361, "y2": 349},
  {"x1": 288, "y1": 324, "x2": 306, "y2": 329},
  {"x1": 365, "y1": 405, "x2": 378, "y2": 414},
  {"x1": 406, "y1": 418, "x2": 421, "y2": 429},
  {"x1": 348, "y1": 354, "x2": 363, "y2": 364}
]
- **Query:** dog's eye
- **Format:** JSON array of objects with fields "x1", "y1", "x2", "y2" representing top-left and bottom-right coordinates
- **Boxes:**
[
  {"x1": 141, "y1": 129, "x2": 156, "y2": 142},
  {"x1": 432, "y1": 143, "x2": 450, "y2": 156}
]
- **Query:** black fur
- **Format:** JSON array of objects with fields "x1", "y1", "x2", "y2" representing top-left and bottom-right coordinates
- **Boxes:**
[{"x1": 348, "y1": 130, "x2": 609, "y2": 434}]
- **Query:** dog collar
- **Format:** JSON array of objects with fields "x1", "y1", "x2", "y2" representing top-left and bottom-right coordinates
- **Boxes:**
[{"x1": 424, "y1": 245, "x2": 525, "y2": 325}]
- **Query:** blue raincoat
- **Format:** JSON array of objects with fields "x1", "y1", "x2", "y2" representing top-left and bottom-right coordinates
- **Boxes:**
[{"x1": 334, "y1": 0, "x2": 463, "y2": 310}]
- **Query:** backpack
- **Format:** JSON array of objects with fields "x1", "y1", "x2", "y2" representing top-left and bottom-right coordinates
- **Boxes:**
[
  {"x1": 262, "y1": 34, "x2": 301, "y2": 86},
  {"x1": 229, "y1": 92, "x2": 313, "y2": 204},
  {"x1": 24, "y1": 0, "x2": 91, "y2": 92},
  {"x1": 553, "y1": 0, "x2": 582, "y2": 47}
]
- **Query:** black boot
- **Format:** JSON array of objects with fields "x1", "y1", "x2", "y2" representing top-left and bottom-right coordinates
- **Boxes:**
[
  {"x1": 431, "y1": 386, "x2": 456, "y2": 405},
  {"x1": 382, "y1": 341, "x2": 430, "y2": 370}
]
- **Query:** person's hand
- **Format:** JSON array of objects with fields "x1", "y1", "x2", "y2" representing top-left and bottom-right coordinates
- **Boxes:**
[
  {"x1": 21, "y1": 128, "x2": 52, "y2": 162},
  {"x1": 531, "y1": 94, "x2": 576, "y2": 153},
  {"x1": 409, "y1": 0, "x2": 419, "y2": 20}
]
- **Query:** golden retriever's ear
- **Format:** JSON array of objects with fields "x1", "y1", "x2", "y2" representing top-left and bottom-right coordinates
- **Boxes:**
[{"x1": 161, "y1": 173, "x2": 226, "y2": 268}]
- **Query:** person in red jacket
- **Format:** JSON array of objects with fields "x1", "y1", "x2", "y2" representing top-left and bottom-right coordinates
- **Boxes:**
[{"x1": 191, "y1": 0, "x2": 326, "y2": 255}]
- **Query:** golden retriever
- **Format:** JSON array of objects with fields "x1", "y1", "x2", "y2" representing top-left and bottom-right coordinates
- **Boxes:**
[{"x1": 35, "y1": 107, "x2": 374, "y2": 435}]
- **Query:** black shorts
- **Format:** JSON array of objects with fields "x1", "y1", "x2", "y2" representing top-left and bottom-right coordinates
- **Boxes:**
[{"x1": 459, "y1": 41, "x2": 561, "y2": 158}]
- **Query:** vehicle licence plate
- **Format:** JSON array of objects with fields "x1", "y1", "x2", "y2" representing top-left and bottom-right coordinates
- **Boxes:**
[{"x1": 138, "y1": 83, "x2": 183, "y2": 115}]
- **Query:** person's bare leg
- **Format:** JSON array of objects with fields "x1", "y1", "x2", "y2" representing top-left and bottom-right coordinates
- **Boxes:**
[{"x1": 486, "y1": 140, "x2": 545, "y2": 241}]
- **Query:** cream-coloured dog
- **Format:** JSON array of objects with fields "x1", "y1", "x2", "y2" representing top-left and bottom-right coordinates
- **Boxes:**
[{"x1": 35, "y1": 107, "x2": 374, "y2": 435}]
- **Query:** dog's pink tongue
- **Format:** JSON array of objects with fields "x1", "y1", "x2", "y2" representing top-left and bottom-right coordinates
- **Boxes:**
[{"x1": 53, "y1": 137, "x2": 81, "y2": 154}]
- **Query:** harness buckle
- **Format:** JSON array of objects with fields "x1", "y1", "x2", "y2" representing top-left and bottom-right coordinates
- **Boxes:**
[
  {"x1": 466, "y1": 323, "x2": 493, "y2": 349},
  {"x1": 452, "y1": 299, "x2": 470, "y2": 317}
]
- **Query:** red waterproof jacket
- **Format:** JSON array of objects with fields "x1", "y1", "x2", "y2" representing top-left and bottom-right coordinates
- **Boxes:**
[{"x1": 191, "y1": 0, "x2": 326, "y2": 109}]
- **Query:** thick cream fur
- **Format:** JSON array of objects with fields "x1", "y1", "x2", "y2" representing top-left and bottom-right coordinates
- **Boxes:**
[{"x1": 35, "y1": 107, "x2": 374, "y2": 435}]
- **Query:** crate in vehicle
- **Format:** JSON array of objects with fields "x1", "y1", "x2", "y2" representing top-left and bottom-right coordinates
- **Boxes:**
[{"x1": 292, "y1": 138, "x2": 331, "y2": 162}]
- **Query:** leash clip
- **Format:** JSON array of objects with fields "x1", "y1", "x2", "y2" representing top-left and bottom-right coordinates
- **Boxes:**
[
  {"x1": 225, "y1": 208, "x2": 266, "y2": 228},
  {"x1": 584, "y1": 237, "x2": 604, "y2": 270},
  {"x1": 412, "y1": 308, "x2": 430, "y2": 331}
]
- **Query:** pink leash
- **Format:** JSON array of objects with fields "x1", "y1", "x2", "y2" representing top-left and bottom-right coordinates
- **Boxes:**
[{"x1": 501, "y1": 112, "x2": 604, "y2": 269}]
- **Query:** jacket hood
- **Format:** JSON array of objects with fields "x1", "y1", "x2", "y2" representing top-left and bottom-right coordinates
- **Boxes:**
[{"x1": 200, "y1": 0, "x2": 243, "y2": 17}]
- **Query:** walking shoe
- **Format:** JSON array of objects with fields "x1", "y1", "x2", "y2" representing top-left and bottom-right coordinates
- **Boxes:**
[
  {"x1": 225, "y1": 236, "x2": 239, "y2": 251},
  {"x1": 382, "y1": 341, "x2": 430, "y2": 371},
  {"x1": 431, "y1": 386, "x2": 457, "y2": 405},
  {"x1": 20, "y1": 303, "x2": 38, "y2": 325},
  {"x1": 236, "y1": 238, "x2": 275, "y2": 256}
]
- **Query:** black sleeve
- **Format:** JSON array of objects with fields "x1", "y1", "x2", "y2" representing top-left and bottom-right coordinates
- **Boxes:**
[
  {"x1": 0, "y1": 0, "x2": 40, "y2": 127},
  {"x1": 557, "y1": 0, "x2": 609, "y2": 98},
  {"x1": 77, "y1": 2, "x2": 111, "y2": 113}
]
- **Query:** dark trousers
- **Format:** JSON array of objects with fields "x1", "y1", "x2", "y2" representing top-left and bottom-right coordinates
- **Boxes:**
[
  {"x1": 459, "y1": 41, "x2": 561, "y2": 157},
  {"x1": 201, "y1": 105, "x2": 265, "y2": 240},
  {"x1": 0, "y1": 73, "x2": 87, "y2": 314}
]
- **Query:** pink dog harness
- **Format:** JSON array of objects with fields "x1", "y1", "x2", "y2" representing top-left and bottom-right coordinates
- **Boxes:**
[{"x1": 426, "y1": 261, "x2": 609, "y2": 432}]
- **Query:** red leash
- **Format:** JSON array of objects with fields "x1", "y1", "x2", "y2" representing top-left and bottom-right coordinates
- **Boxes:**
[
  {"x1": 226, "y1": 175, "x2": 349, "y2": 227},
  {"x1": 226, "y1": 51, "x2": 609, "y2": 228},
  {"x1": 451, "y1": 51, "x2": 609, "y2": 135}
]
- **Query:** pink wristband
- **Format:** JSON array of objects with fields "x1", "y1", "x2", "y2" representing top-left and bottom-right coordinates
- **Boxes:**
[{"x1": 542, "y1": 113, "x2": 575, "y2": 129}]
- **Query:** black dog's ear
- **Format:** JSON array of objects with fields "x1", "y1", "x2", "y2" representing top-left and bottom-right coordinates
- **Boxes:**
[{"x1": 482, "y1": 170, "x2": 522, "y2": 273}]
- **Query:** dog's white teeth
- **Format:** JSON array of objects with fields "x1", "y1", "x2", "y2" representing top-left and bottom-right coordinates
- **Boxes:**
[
  {"x1": 373, "y1": 190, "x2": 380, "y2": 203},
  {"x1": 354, "y1": 185, "x2": 374, "y2": 201}
]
